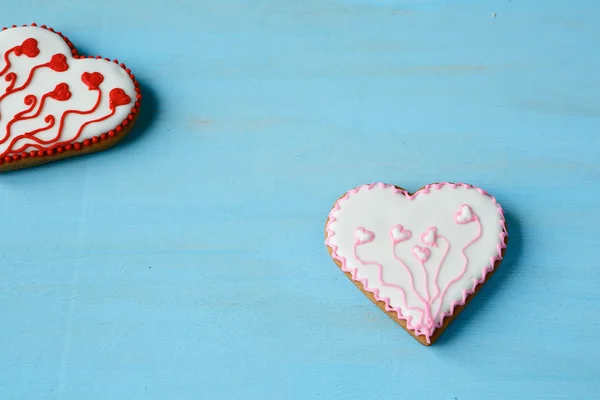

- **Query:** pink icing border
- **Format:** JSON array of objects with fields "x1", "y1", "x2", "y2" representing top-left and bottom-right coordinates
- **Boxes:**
[{"x1": 324, "y1": 182, "x2": 508, "y2": 343}]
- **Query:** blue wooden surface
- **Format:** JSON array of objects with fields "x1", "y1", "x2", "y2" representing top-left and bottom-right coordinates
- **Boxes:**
[{"x1": 1, "y1": 1, "x2": 599, "y2": 399}]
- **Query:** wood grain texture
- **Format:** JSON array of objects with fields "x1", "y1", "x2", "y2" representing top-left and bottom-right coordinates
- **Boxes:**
[{"x1": 0, "y1": 1, "x2": 599, "y2": 399}]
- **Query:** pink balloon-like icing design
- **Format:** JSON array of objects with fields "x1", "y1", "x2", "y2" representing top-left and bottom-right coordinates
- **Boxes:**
[
  {"x1": 354, "y1": 227, "x2": 374, "y2": 244},
  {"x1": 455, "y1": 204, "x2": 477, "y2": 224},
  {"x1": 412, "y1": 246, "x2": 431, "y2": 262},
  {"x1": 390, "y1": 224, "x2": 411, "y2": 243},
  {"x1": 348, "y1": 203, "x2": 484, "y2": 343},
  {"x1": 421, "y1": 227, "x2": 438, "y2": 247},
  {"x1": 353, "y1": 229, "x2": 426, "y2": 328}
]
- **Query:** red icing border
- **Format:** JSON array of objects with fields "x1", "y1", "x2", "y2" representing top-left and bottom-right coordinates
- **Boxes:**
[{"x1": 0, "y1": 23, "x2": 142, "y2": 166}]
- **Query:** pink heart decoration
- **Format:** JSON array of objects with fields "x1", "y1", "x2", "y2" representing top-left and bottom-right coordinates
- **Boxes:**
[
  {"x1": 455, "y1": 204, "x2": 476, "y2": 224},
  {"x1": 355, "y1": 227, "x2": 374, "y2": 244},
  {"x1": 421, "y1": 227, "x2": 437, "y2": 247},
  {"x1": 412, "y1": 246, "x2": 431, "y2": 262},
  {"x1": 325, "y1": 182, "x2": 508, "y2": 345},
  {"x1": 390, "y1": 224, "x2": 411, "y2": 243}
]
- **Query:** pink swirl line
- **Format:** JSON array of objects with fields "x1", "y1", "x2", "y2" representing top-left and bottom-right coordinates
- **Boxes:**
[
  {"x1": 433, "y1": 217, "x2": 482, "y2": 324},
  {"x1": 353, "y1": 242, "x2": 425, "y2": 316},
  {"x1": 418, "y1": 260, "x2": 431, "y2": 303},
  {"x1": 392, "y1": 250, "x2": 434, "y2": 336},
  {"x1": 430, "y1": 235, "x2": 451, "y2": 303},
  {"x1": 392, "y1": 246, "x2": 429, "y2": 308}
]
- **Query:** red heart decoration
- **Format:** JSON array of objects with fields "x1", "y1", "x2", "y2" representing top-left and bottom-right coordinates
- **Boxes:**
[
  {"x1": 48, "y1": 54, "x2": 68, "y2": 72},
  {"x1": 109, "y1": 88, "x2": 131, "y2": 109},
  {"x1": 81, "y1": 72, "x2": 104, "y2": 90},
  {"x1": 20, "y1": 38, "x2": 39, "y2": 58},
  {"x1": 48, "y1": 82, "x2": 71, "y2": 101},
  {"x1": 0, "y1": 25, "x2": 141, "y2": 171}
]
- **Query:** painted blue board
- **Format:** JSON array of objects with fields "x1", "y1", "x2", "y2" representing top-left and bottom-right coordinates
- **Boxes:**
[{"x1": 0, "y1": 1, "x2": 599, "y2": 399}]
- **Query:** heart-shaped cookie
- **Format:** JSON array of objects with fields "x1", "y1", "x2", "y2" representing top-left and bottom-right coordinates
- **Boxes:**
[
  {"x1": 325, "y1": 183, "x2": 508, "y2": 345},
  {"x1": 0, "y1": 24, "x2": 141, "y2": 171}
]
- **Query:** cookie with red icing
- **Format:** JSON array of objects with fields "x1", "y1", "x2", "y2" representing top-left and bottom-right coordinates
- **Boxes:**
[
  {"x1": 0, "y1": 24, "x2": 141, "y2": 171},
  {"x1": 325, "y1": 183, "x2": 508, "y2": 345}
]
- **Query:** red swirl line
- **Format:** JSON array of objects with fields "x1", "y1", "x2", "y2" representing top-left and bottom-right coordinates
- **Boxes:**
[
  {"x1": 0, "y1": 46, "x2": 19, "y2": 77},
  {"x1": 1, "y1": 115, "x2": 56, "y2": 157},
  {"x1": 3, "y1": 88, "x2": 104, "y2": 156},
  {"x1": 2, "y1": 84, "x2": 129, "y2": 157},
  {"x1": 2, "y1": 93, "x2": 53, "y2": 145},
  {"x1": 48, "y1": 88, "x2": 102, "y2": 147},
  {"x1": 0, "y1": 95, "x2": 37, "y2": 144},
  {"x1": 4, "y1": 72, "x2": 17, "y2": 95},
  {"x1": 19, "y1": 93, "x2": 52, "y2": 121},
  {"x1": 0, "y1": 63, "x2": 48, "y2": 103},
  {"x1": 5, "y1": 89, "x2": 110, "y2": 156},
  {"x1": 0, "y1": 73, "x2": 18, "y2": 122},
  {"x1": 23, "y1": 115, "x2": 56, "y2": 140},
  {"x1": 52, "y1": 107, "x2": 115, "y2": 150}
]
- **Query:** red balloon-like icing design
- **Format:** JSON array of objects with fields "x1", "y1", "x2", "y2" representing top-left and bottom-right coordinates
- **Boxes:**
[
  {"x1": 48, "y1": 53, "x2": 68, "y2": 72},
  {"x1": 0, "y1": 53, "x2": 71, "y2": 104},
  {"x1": 0, "y1": 25, "x2": 141, "y2": 163},
  {"x1": 48, "y1": 82, "x2": 71, "y2": 101},
  {"x1": 4, "y1": 73, "x2": 133, "y2": 156},
  {"x1": 109, "y1": 88, "x2": 131, "y2": 109},
  {"x1": 82, "y1": 72, "x2": 104, "y2": 90},
  {"x1": 2, "y1": 83, "x2": 72, "y2": 150},
  {"x1": 0, "y1": 38, "x2": 40, "y2": 77},
  {"x1": 18, "y1": 38, "x2": 40, "y2": 58}
]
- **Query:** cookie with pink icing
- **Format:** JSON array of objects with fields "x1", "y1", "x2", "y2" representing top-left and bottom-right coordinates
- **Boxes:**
[
  {"x1": 0, "y1": 24, "x2": 141, "y2": 171},
  {"x1": 325, "y1": 182, "x2": 508, "y2": 345}
]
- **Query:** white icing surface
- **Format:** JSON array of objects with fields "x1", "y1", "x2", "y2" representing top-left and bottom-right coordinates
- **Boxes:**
[
  {"x1": 0, "y1": 26, "x2": 136, "y2": 155},
  {"x1": 326, "y1": 184, "x2": 506, "y2": 339}
]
